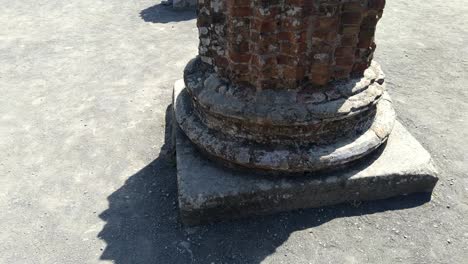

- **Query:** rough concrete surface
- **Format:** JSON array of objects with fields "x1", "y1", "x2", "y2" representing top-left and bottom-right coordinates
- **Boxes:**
[
  {"x1": 0, "y1": 1, "x2": 466, "y2": 264},
  {"x1": 175, "y1": 119, "x2": 438, "y2": 225}
]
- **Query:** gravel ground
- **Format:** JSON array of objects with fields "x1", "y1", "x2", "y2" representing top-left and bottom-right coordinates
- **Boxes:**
[{"x1": 0, "y1": 1, "x2": 467, "y2": 263}]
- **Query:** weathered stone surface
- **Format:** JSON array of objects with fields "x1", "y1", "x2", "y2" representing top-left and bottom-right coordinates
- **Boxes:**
[
  {"x1": 174, "y1": 80, "x2": 395, "y2": 172},
  {"x1": 174, "y1": 119, "x2": 439, "y2": 226},
  {"x1": 184, "y1": 58, "x2": 386, "y2": 124}
]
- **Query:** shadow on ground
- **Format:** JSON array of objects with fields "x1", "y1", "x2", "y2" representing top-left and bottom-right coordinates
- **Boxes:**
[
  {"x1": 140, "y1": 3, "x2": 196, "y2": 24},
  {"x1": 98, "y1": 105, "x2": 432, "y2": 264}
]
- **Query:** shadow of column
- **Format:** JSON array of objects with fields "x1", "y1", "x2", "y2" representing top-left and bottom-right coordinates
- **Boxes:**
[
  {"x1": 140, "y1": 3, "x2": 196, "y2": 24},
  {"x1": 97, "y1": 104, "x2": 432, "y2": 264}
]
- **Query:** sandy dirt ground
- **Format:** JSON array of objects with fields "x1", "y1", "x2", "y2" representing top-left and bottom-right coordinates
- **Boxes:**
[{"x1": 0, "y1": 0, "x2": 467, "y2": 263}]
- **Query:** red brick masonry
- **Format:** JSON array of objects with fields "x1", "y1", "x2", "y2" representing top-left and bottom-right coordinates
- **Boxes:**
[{"x1": 197, "y1": 0, "x2": 386, "y2": 89}]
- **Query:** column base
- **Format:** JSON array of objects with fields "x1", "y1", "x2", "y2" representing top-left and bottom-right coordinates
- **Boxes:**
[
  {"x1": 173, "y1": 87, "x2": 438, "y2": 226},
  {"x1": 175, "y1": 120, "x2": 438, "y2": 226},
  {"x1": 175, "y1": 75, "x2": 396, "y2": 173}
]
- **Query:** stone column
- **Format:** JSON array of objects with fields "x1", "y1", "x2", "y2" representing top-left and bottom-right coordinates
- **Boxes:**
[
  {"x1": 173, "y1": 0, "x2": 438, "y2": 225},
  {"x1": 177, "y1": 0, "x2": 394, "y2": 173}
]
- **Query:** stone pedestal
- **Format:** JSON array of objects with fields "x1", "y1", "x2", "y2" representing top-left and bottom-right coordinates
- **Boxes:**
[
  {"x1": 173, "y1": 80, "x2": 438, "y2": 226},
  {"x1": 173, "y1": 0, "x2": 438, "y2": 224}
]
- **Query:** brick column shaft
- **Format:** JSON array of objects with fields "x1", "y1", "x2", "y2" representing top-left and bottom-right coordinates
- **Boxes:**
[{"x1": 198, "y1": 0, "x2": 386, "y2": 90}]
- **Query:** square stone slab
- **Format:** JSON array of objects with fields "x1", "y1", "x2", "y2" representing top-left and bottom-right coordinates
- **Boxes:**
[{"x1": 173, "y1": 88, "x2": 439, "y2": 226}]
